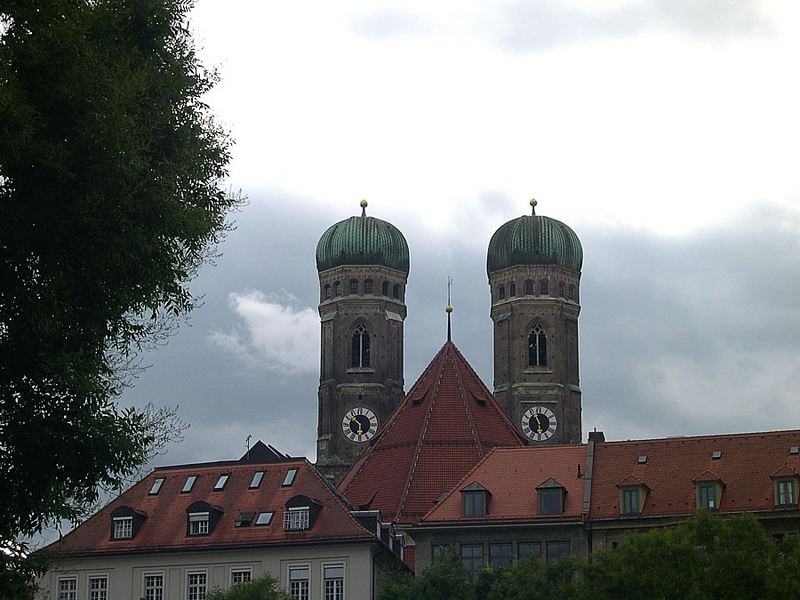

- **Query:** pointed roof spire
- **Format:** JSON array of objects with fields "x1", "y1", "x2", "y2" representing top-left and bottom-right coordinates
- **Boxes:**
[
  {"x1": 360, "y1": 199, "x2": 368, "y2": 217},
  {"x1": 445, "y1": 276, "x2": 453, "y2": 343},
  {"x1": 338, "y1": 342, "x2": 526, "y2": 525}
]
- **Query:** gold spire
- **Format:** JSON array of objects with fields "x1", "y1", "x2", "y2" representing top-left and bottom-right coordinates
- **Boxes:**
[
  {"x1": 530, "y1": 198, "x2": 538, "y2": 215},
  {"x1": 360, "y1": 199, "x2": 368, "y2": 217}
]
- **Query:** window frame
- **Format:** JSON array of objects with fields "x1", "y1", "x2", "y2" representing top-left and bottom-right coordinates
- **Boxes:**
[
  {"x1": 538, "y1": 487, "x2": 563, "y2": 515},
  {"x1": 87, "y1": 573, "x2": 109, "y2": 600},
  {"x1": 351, "y1": 325, "x2": 371, "y2": 369},
  {"x1": 697, "y1": 482, "x2": 718, "y2": 510},
  {"x1": 776, "y1": 478, "x2": 797, "y2": 506},
  {"x1": 142, "y1": 571, "x2": 165, "y2": 600},
  {"x1": 322, "y1": 562, "x2": 346, "y2": 600},
  {"x1": 230, "y1": 567, "x2": 253, "y2": 587},
  {"x1": 112, "y1": 515, "x2": 133, "y2": 540},
  {"x1": 181, "y1": 475, "x2": 197, "y2": 493},
  {"x1": 364, "y1": 279, "x2": 373, "y2": 294},
  {"x1": 349, "y1": 279, "x2": 358, "y2": 295},
  {"x1": 498, "y1": 285, "x2": 505, "y2": 300},
  {"x1": 188, "y1": 511, "x2": 210, "y2": 536},
  {"x1": 57, "y1": 576, "x2": 78, "y2": 600},
  {"x1": 287, "y1": 564, "x2": 311, "y2": 600},
  {"x1": 460, "y1": 543, "x2": 484, "y2": 579},
  {"x1": 461, "y1": 490, "x2": 487, "y2": 518},
  {"x1": 525, "y1": 279, "x2": 534, "y2": 295},
  {"x1": 509, "y1": 282, "x2": 516, "y2": 297},
  {"x1": 186, "y1": 569, "x2": 208, "y2": 600},
  {"x1": 517, "y1": 541, "x2": 541, "y2": 559},
  {"x1": 149, "y1": 477, "x2": 165, "y2": 495},
  {"x1": 545, "y1": 540, "x2": 570, "y2": 561},
  {"x1": 528, "y1": 326, "x2": 548, "y2": 367},
  {"x1": 249, "y1": 470, "x2": 264, "y2": 489},
  {"x1": 540, "y1": 280, "x2": 549, "y2": 296},
  {"x1": 255, "y1": 511, "x2": 273, "y2": 526},
  {"x1": 284, "y1": 506, "x2": 311, "y2": 531},
  {"x1": 489, "y1": 542, "x2": 513, "y2": 568},
  {"x1": 620, "y1": 487, "x2": 641, "y2": 515},
  {"x1": 282, "y1": 467, "x2": 298, "y2": 486},
  {"x1": 213, "y1": 473, "x2": 230, "y2": 491}
]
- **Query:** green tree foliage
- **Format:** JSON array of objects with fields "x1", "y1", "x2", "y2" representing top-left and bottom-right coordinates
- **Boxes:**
[
  {"x1": 379, "y1": 514, "x2": 800, "y2": 600},
  {"x1": 205, "y1": 575, "x2": 291, "y2": 600},
  {"x1": 0, "y1": 0, "x2": 237, "y2": 592}
]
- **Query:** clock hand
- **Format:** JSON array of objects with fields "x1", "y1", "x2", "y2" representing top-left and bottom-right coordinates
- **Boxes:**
[
  {"x1": 355, "y1": 420, "x2": 364, "y2": 435},
  {"x1": 533, "y1": 413, "x2": 544, "y2": 434}
]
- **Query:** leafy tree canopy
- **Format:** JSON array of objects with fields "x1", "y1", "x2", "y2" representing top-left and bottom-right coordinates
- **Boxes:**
[
  {"x1": 0, "y1": 0, "x2": 238, "y2": 592},
  {"x1": 206, "y1": 575, "x2": 291, "y2": 600}
]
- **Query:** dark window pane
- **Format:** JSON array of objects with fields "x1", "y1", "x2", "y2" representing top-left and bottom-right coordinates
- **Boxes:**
[
  {"x1": 382, "y1": 281, "x2": 389, "y2": 296},
  {"x1": 509, "y1": 283, "x2": 516, "y2": 297},
  {"x1": 558, "y1": 282, "x2": 565, "y2": 297},
  {"x1": 365, "y1": 279, "x2": 373, "y2": 294},
  {"x1": 546, "y1": 541, "x2": 570, "y2": 560},
  {"x1": 539, "y1": 488, "x2": 562, "y2": 515},
  {"x1": 349, "y1": 279, "x2": 358, "y2": 294},
  {"x1": 324, "y1": 285, "x2": 331, "y2": 299},
  {"x1": 334, "y1": 281, "x2": 341, "y2": 296},
  {"x1": 528, "y1": 328, "x2": 548, "y2": 367},
  {"x1": 462, "y1": 491, "x2": 486, "y2": 517},
  {"x1": 498, "y1": 286, "x2": 505, "y2": 300},
  {"x1": 518, "y1": 542, "x2": 541, "y2": 559},
  {"x1": 568, "y1": 285, "x2": 575, "y2": 300},
  {"x1": 699, "y1": 484, "x2": 716, "y2": 509},
  {"x1": 621, "y1": 488, "x2": 640, "y2": 514},
  {"x1": 525, "y1": 280, "x2": 534, "y2": 295},
  {"x1": 460, "y1": 544, "x2": 484, "y2": 578},
  {"x1": 489, "y1": 543, "x2": 513, "y2": 567},
  {"x1": 540, "y1": 280, "x2": 549, "y2": 295},
  {"x1": 538, "y1": 333, "x2": 547, "y2": 366},
  {"x1": 393, "y1": 284, "x2": 400, "y2": 299}
]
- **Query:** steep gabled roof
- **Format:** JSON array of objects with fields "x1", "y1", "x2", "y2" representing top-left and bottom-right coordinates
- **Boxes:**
[
  {"x1": 45, "y1": 446, "x2": 375, "y2": 557},
  {"x1": 339, "y1": 342, "x2": 526, "y2": 525},
  {"x1": 590, "y1": 429, "x2": 800, "y2": 520},
  {"x1": 420, "y1": 445, "x2": 587, "y2": 524}
]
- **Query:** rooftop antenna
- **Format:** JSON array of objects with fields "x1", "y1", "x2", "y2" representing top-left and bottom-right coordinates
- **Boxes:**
[
  {"x1": 245, "y1": 434, "x2": 252, "y2": 462},
  {"x1": 445, "y1": 276, "x2": 453, "y2": 342}
]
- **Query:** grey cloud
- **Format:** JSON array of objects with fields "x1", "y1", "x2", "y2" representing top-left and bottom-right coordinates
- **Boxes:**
[
  {"x1": 351, "y1": 10, "x2": 435, "y2": 40},
  {"x1": 483, "y1": 0, "x2": 773, "y2": 54}
]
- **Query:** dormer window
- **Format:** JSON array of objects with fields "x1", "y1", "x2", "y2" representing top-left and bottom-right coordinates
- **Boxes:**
[
  {"x1": 182, "y1": 475, "x2": 197, "y2": 493},
  {"x1": 149, "y1": 477, "x2": 165, "y2": 495},
  {"x1": 113, "y1": 516, "x2": 133, "y2": 539},
  {"x1": 460, "y1": 482, "x2": 490, "y2": 518},
  {"x1": 537, "y1": 479, "x2": 565, "y2": 515},
  {"x1": 186, "y1": 501, "x2": 223, "y2": 537},
  {"x1": 189, "y1": 512, "x2": 210, "y2": 535},
  {"x1": 693, "y1": 473, "x2": 724, "y2": 511},
  {"x1": 616, "y1": 477, "x2": 649, "y2": 515},
  {"x1": 771, "y1": 466, "x2": 799, "y2": 507},
  {"x1": 284, "y1": 507, "x2": 310, "y2": 531},
  {"x1": 110, "y1": 506, "x2": 147, "y2": 540},
  {"x1": 214, "y1": 474, "x2": 230, "y2": 491}
]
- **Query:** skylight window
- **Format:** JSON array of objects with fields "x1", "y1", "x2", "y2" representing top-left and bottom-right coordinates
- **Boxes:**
[
  {"x1": 214, "y1": 474, "x2": 230, "y2": 491},
  {"x1": 182, "y1": 475, "x2": 197, "y2": 493},
  {"x1": 790, "y1": 446, "x2": 799, "y2": 455},
  {"x1": 282, "y1": 468, "x2": 298, "y2": 486},
  {"x1": 250, "y1": 471, "x2": 264, "y2": 489},
  {"x1": 637, "y1": 456, "x2": 647, "y2": 464},
  {"x1": 235, "y1": 512, "x2": 255, "y2": 527},
  {"x1": 711, "y1": 451, "x2": 722, "y2": 460},
  {"x1": 255, "y1": 511, "x2": 274, "y2": 526},
  {"x1": 149, "y1": 477, "x2": 165, "y2": 495}
]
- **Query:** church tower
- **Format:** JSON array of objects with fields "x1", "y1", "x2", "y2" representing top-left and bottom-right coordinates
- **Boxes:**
[
  {"x1": 315, "y1": 201, "x2": 409, "y2": 482},
  {"x1": 486, "y1": 199, "x2": 583, "y2": 445}
]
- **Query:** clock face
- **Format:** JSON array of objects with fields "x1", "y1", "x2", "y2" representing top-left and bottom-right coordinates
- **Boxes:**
[
  {"x1": 342, "y1": 407, "x2": 378, "y2": 443},
  {"x1": 521, "y1": 406, "x2": 558, "y2": 442}
]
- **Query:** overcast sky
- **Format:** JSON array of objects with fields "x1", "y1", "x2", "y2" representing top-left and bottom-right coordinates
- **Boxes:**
[{"x1": 121, "y1": 0, "x2": 800, "y2": 469}]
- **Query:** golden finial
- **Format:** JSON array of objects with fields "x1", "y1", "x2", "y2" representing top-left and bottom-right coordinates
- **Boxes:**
[
  {"x1": 530, "y1": 198, "x2": 538, "y2": 215},
  {"x1": 445, "y1": 304, "x2": 453, "y2": 314},
  {"x1": 360, "y1": 199, "x2": 368, "y2": 217}
]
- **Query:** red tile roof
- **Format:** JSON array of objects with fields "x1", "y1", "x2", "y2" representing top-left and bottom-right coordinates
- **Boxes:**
[
  {"x1": 339, "y1": 342, "x2": 526, "y2": 525},
  {"x1": 46, "y1": 455, "x2": 375, "y2": 556},
  {"x1": 420, "y1": 445, "x2": 587, "y2": 523},
  {"x1": 590, "y1": 430, "x2": 800, "y2": 520}
]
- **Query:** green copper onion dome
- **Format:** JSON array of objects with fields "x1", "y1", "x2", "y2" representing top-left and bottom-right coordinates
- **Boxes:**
[
  {"x1": 316, "y1": 201, "x2": 410, "y2": 274},
  {"x1": 487, "y1": 199, "x2": 582, "y2": 275}
]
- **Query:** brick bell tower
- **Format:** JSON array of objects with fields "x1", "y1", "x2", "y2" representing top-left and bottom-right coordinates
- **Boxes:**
[
  {"x1": 487, "y1": 199, "x2": 583, "y2": 445},
  {"x1": 315, "y1": 200, "x2": 409, "y2": 482}
]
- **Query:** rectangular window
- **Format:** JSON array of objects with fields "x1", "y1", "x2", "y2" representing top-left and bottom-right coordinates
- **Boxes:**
[
  {"x1": 231, "y1": 568, "x2": 252, "y2": 586},
  {"x1": 517, "y1": 542, "x2": 541, "y2": 559},
  {"x1": 462, "y1": 491, "x2": 486, "y2": 517},
  {"x1": 538, "y1": 488, "x2": 562, "y2": 515},
  {"x1": 113, "y1": 516, "x2": 133, "y2": 539},
  {"x1": 88, "y1": 575, "x2": 108, "y2": 600},
  {"x1": 255, "y1": 511, "x2": 273, "y2": 526},
  {"x1": 489, "y1": 543, "x2": 513, "y2": 568},
  {"x1": 349, "y1": 279, "x2": 358, "y2": 294},
  {"x1": 777, "y1": 480, "x2": 796, "y2": 505},
  {"x1": 284, "y1": 507, "x2": 310, "y2": 531},
  {"x1": 621, "y1": 488, "x2": 640, "y2": 514},
  {"x1": 144, "y1": 573, "x2": 164, "y2": 600},
  {"x1": 250, "y1": 471, "x2": 264, "y2": 488},
  {"x1": 58, "y1": 577, "x2": 77, "y2": 600},
  {"x1": 364, "y1": 279, "x2": 373, "y2": 294},
  {"x1": 699, "y1": 483, "x2": 717, "y2": 509},
  {"x1": 323, "y1": 564, "x2": 345, "y2": 600},
  {"x1": 182, "y1": 475, "x2": 197, "y2": 493},
  {"x1": 187, "y1": 571, "x2": 207, "y2": 600},
  {"x1": 460, "y1": 544, "x2": 484, "y2": 578},
  {"x1": 288, "y1": 566, "x2": 310, "y2": 600},
  {"x1": 282, "y1": 468, "x2": 298, "y2": 486},
  {"x1": 214, "y1": 473, "x2": 230, "y2": 491},
  {"x1": 189, "y1": 512, "x2": 210, "y2": 535},
  {"x1": 546, "y1": 540, "x2": 570, "y2": 561},
  {"x1": 149, "y1": 477, "x2": 165, "y2": 495}
]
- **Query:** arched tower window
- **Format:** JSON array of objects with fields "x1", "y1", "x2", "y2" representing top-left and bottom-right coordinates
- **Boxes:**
[
  {"x1": 568, "y1": 285, "x2": 575, "y2": 300},
  {"x1": 334, "y1": 281, "x2": 341, "y2": 297},
  {"x1": 393, "y1": 284, "x2": 400, "y2": 300},
  {"x1": 525, "y1": 280, "x2": 534, "y2": 295},
  {"x1": 498, "y1": 285, "x2": 505, "y2": 300},
  {"x1": 323, "y1": 285, "x2": 331, "y2": 300},
  {"x1": 528, "y1": 327, "x2": 547, "y2": 367},
  {"x1": 382, "y1": 281, "x2": 389, "y2": 296},
  {"x1": 364, "y1": 279, "x2": 373, "y2": 294},
  {"x1": 540, "y1": 280, "x2": 549, "y2": 296},
  {"x1": 349, "y1": 279, "x2": 358, "y2": 295},
  {"x1": 558, "y1": 282, "x2": 565, "y2": 297},
  {"x1": 509, "y1": 283, "x2": 516, "y2": 297},
  {"x1": 351, "y1": 325, "x2": 370, "y2": 368}
]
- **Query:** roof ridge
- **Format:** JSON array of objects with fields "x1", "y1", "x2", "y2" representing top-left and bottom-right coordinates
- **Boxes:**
[
  {"x1": 454, "y1": 350, "x2": 483, "y2": 457},
  {"x1": 304, "y1": 459, "x2": 374, "y2": 538},
  {"x1": 599, "y1": 429, "x2": 800, "y2": 446}
]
